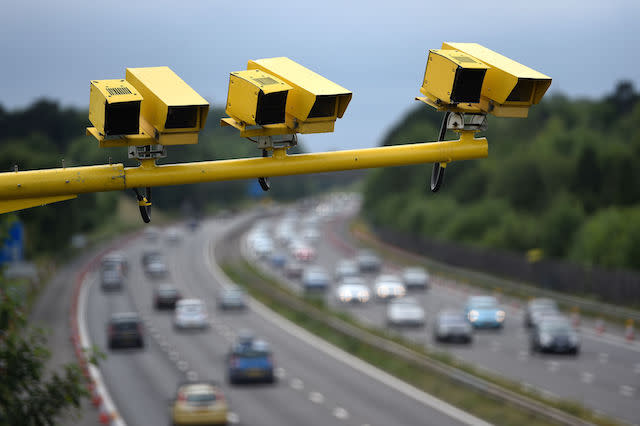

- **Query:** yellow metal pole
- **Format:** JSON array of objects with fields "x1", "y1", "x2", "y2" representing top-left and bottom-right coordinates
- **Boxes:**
[{"x1": 0, "y1": 136, "x2": 486, "y2": 203}]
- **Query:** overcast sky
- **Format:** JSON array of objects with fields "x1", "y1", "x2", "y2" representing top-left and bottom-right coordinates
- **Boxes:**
[{"x1": 1, "y1": 0, "x2": 639, "y2": 152}]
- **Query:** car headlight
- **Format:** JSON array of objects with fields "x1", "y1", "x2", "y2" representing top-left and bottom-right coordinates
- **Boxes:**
[
  {"x1": 377, "y1": 287, "x2": 389, "y2": 297},
  {"x1": 468, "y1": 310, "x2": 479, "y2": 322},
  {"x1": 395, "y1": 287, "x2": 406, "y2": 297},
  {"x1": 357, "y1": 290, "x2": 369, "y2": 302},
  {"x1": 339, "y1": 291, "x2": 352, "y2": 302},
  {"x1": 540, "y1": 333, "x2": 553, "y2": 346},
  {"x1": 495, "y1": 310, "x2": 506, "y2": 322}
]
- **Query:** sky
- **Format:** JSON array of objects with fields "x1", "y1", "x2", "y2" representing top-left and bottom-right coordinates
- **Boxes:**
[{"x1": 1, "y1": 0, "x2": 639, "y2": 153}]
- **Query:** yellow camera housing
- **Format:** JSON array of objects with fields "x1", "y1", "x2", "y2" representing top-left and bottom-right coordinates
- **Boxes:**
[
  {"x1": 125, "y1": 66, "x2": 209, "y2": 145},
  {"x1": 442, "y1": 42, "x2": 551, "y2": 118},
  {"x1": 247, "y1": 57, "x2": 352, "y2": 134},
  {"x1": 88, "y1": 79, "x2": 142, "y2": 137},
  {"x1": 420, "y1": 49, "x2": 489, "y2": 106},
  {"x1": 225, "y1": 69, "x2": 292, "y2": 126}
]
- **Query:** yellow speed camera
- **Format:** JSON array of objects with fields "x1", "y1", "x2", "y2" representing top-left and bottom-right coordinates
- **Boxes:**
[{"x1": 88, "y1": 79, "x2": 142, "y2": 137}]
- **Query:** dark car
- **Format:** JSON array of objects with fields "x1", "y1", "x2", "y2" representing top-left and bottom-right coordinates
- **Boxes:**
[
  {"x1": 142, "y1": 250, "x2": 168, "y2": 279},
  {"x1": 101, "y1": 266, "x2": 124, "y2": 291},
  {"x1": 434, "y1": 310, "x2": 473, "y2": 343},
  {"x1": 227, "y1": 339, "x2": 275, "y2": 384},
  {"x1": 530, "y1": 318, "x2": 580, "y2": 355},
  {"x1": 218, "y1": 287, "x2": 247, "y2": 310},
  {"x1": 284, "y1": 261, "x2": 304, "y2": 279},
  {"x1": 356, "y1": 249, "x2": 382, "y2": 273},
  {"x1": 107, "y1": 313, "x2": 144, "y2": 349},
  {"x1": 270, "y1": 253, "x2": 287, "y2": 269},
  {"x1": 153, "y1": 284, "x2": 182, "y2": 309}
]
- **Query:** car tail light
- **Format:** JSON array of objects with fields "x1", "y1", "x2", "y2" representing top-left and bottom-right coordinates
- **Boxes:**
[
  {"x1": 177, "y1": 392, "x2": 187, "y2": 402},
  {"x1": 137, "y1": 323, "x2": 143, "y2": 335},
  {"x1": 107, "y1": 325, "x2": 114, "y2": 337},
  {"x1": 230, "y1": 355, "x2": 239, "y2": 368},
  {"x1": 216, "y1": 392, "x2": 225, "y2": 402}
]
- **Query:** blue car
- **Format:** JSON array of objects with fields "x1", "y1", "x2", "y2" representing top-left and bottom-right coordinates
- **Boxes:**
[
  {"x1": 227, "y1": 339, "x2": 275, "y2": 384},
  {"x1": 464, "y1": 296, "x2": 506, "y2": 329}
]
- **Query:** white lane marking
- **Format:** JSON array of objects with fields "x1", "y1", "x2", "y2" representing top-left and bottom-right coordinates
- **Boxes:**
[
  {"x1": 634, "y1": 363, "x2": 640, "y2": 374},
  {"x1": 275, "y1": 367, "x2": 286, "y2": 379},
  {"x1": 620, "y1": 385, "x2": 635, "y2": 397},
  {"x1": 186, "y1": 370, "x2": 199, "y2": 381},
  {"x1": 169, "y1": 351, "x2": 179, "y2": 362},
  {"x1": 207, "y1": 228, "x2": 492, "y2": 426},
  {"x1": 597, "y1": 352, "x2": 609, "y2": 364},
  {"x1": 290, "y1": 378, "x2": 304, "y2": 390},
  {"x1": 177, "y1": 360, "x2": 189, "y2": 372},
  {"x1": 333, "y1": 407, "x2": 349, "y2": 420},
  {"x1": 308, "y1": 391, "x2": 325, "y2": 404},
  {"x1": 517, "y1": 350, "x2": 528, "y2": 361},
  {"x1": 227, "y1": 412, "x2": 240, "y2": 424},
  {"x1": 546, "y1": 361, "x2": 559, "y2": 373},
  {"x1": 581, "y1": 372, "x2": 594, "y2": 384}
]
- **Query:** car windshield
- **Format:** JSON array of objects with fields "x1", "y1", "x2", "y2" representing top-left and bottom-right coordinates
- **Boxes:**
[
  {"x1": 113, "y1": 322, "x2": 138, "y2": 331},
  {"x1": 180, "y1": 304, "x2": 203, "y2": 313},
  {"x1": 187, "y1": 393, "x2": 216, "y2": 403},
  {"x1": 441, "y1": 315, "x2": 466, "y2": 325},
  {"x1": 540, "y1": 323, "x2": 572, "y2": 334}
]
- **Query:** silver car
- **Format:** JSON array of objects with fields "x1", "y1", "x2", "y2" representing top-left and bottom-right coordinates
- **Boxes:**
[
  {"x1": 374, "y1": 274, "x2": 406, "y2": 302},
  {"x1": 174, "y1": 299, "x2": 209, "y2": 329},
  {"x1": 434, "y1": 310, "x2": 473, "y2": 343},
  {"x1": 335, "y1": 277, "x2": 370, "y2": 304},
  {"x1": 386, "y1": 297, "x2": 425, "y2": 327}
]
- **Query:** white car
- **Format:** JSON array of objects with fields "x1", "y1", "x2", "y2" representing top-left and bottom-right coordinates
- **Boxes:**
[
  {"x1": 386, "y1": 297, "x2": 425, "y2": 327},
  {"x1": 335, "y1": 277, "x2": 370, "y2": 304},
  {"x1": 174, "y1": 299, "x2": 209, "y2": 329},
  {"x1": 374, "y1": 274, "x2": 406, "y2": 302}
]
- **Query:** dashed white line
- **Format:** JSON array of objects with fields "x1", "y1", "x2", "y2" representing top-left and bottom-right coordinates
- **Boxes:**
[
  {"x1": 333, "y1": 407, "x2": 349, "y2": 420},
  {"x1": 581, "y1": 372, "x2": 594, "y2": 384},
  {"x1": 186, "y1": 370, "x2": 199, "y2": 381},
  {"x1": 168, "y1": 351, "x2": 179, "y2": 362},
  {"x1": 275, "y1": 367, "x2": 286, "y2": 379},
  {"x1": 517, "y1": 350, "x2": 528, "y2": 361},
  {"x1": 227, "y1": 412, "x2": 240, "y2": 424},
  {"x1": 290, "y1": 378, "x2": 304, "y2": 390},
  {"x1": 546, "y1": 361, "x2": 559, "y2": 373},
  {"x1": 177, "y1": 360, "x2": 189, "y2": 372},
  {"x1": 598, "y1": 352, "x2": 609, "y2": 364},
  {"x1": 308, "y1": 391, "x2": 325, "y2": 404},
  {"x1": 620, "y1": 385, "x2": 635, "y2": 397}
]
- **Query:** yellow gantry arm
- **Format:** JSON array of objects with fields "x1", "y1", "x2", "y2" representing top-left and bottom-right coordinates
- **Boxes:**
[{"x1": 0, "y1": 132, "x2": 487, "y2": 213}]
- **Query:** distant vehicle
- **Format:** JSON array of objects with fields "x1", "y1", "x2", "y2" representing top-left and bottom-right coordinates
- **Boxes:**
[
  {"x1": 334, "y1": 259, "x2": 359, "y2": 281},
  {"x1": 530, "y1": 318, "x2": 580, "y2": 355},
  {"x1": 143, "y1": 226, "x2": 159, "y2": 242},
  {"x1": 434, "y1": 310, "x2": 473, "y2": 343},
  {"x1": 292, "y1": 243, "x2": 316, "y2": 262},
  {"x1": 100, "y1": 267, "x2": 124, "y2": 291},
  {"x1": 302, "y1": 267, "x2": 330, "y2": 292},
  {"x1": 174, "y1": 299, "x2": 209, "y2": 330},
  {"x1": 386, "y1": 297, "x2": 425, "y2": 327},
  {"x1": 356, "y1": 249, "x2": 382, "y2": 273},
  {"x1": 270, "y1": 253, "x2": 287, "y2": 269},
  {"x1": 142, "y1": 250, "x2": 169, "y2": 279},
  {"x1": 524, "y1": 298, "x2": 558, "y2": 328},
  {"x1": 166, "y1": 227, "x2": 182, "y2": 244},
  {"x1": 464, "y1": 296, "x2": 505, "y2": 329},
  {"x1": 301, "y1": 227, "x2": 320, "y2": 244},
  {"x1": 402, "y1": 267, "x2": 429, "y2": 290},
  {"x1": 153, "y1": 284, "x2": 182, "y2": 309},
  {"x1": 107, "y1": 313, "x2": 144, "y2": 349},
  {"x1": 284, "y1": 261, "x2": 304, "y2": 279},
  {"x1": 186, "y1": 217, "x2": 200, "y2": 232},
  {"x1": 335, "y1": 277, "x2": 370, "y2": 304},
  {"x1": 252, "y1": 238, "x2": 274, "y2": 259},
  {"x1": 101, "y1": 251, "x2": 128, "y2": 276},
  {"x1": 227, "y1": 338, "x2": 275, "y2": 384},
  {"x1": 218, "y1": 286, "x2": 247, "y2": 310},
  {"x1": 374, "y1": 274, "x2": 406, "y2": 302},
  {"x1": 170, "y1": 381, "x2": 228, "y2": 425}
]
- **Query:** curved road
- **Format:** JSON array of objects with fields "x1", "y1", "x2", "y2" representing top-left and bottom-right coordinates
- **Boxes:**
[{"x1": 84, "y1": 214, "x2": 486, "y2": 426}]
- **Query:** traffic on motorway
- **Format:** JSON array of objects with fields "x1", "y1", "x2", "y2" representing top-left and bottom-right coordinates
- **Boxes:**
[
  {"x1": 85, "y1": 213, "x2": 478, "y2": 426},
  {"x1": 243, "y1": 194, "x2": 640, "y2": 425}
]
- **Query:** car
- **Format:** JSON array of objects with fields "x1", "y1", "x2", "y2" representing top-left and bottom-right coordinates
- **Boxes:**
[
  {"x1": 524, "y1": 298, "x2": 558, "y2": 328},
  {"x1": 101, "y1": 251, "x2": 128, "y2": 276},
  {"x1": 218, "y1": 286, "x2": 247, "y2": 310},
  {"x1": 270, "y1": 252, "x2": 287, "y2": 269},
  {"x1": 227, "y1": 338, "x2": 275, "y2": 384},
  {"x1": 434, "y1": 310, "x2": 473, "y2": 343},
  {"x1": 302, "y1": 267, "x2": 330, "y2": 292},
  {"x1": 252, "y1": 238, "x2": 274, "y2": 259},
  {"x1": 386, "y1": 297, "x2": 425, "y2": 327},
  {"x1": 166, "y1": 227, "x2": 182, "y2": 244},
  {"x1": 143, "y1": 226, "x2": 159, "y2": 242},
  {"x1": 464, "y1": 296, "x2": 506, "y2": 329},
  {"x1": 107, "y1": 313, "x2": 144, "y2": 349},
  {"x1": 334, "y1": 259, "x2": 359, "y2": 281},
  {"x1": 145, "y1": 258, "x2": 169, "y2": 279},
  {"x1": 284, "y1": 261, "x2": 304, "y2": 279},
  {"x1": 100, "y1": 266, "x2": 124, "y2": 291},
  {"x1": 335, "y1": 277, "x2": 371, "y2": 304},
  {"x1": 301, "y1": 227, "x2": 320, "y2": 244},
  {"x1": 292, "y1": 243, "x2": 316, "y2": 262},
  {"x1": 402, "y1": 266, "x2": 430, "y2": 290},
  {"x1": 174, "y1": 299, "x2": 209, "y2": 330},
  {"x1": 374, "y1": 274, "x2": 406, "y2": 302},
  {"x1": 186, "y1": 217, "x2": 200, "y2": 232},
  {"x1": 153, "y1": 284, "x2": 182, "y2": 309},
  {"x1": 170, "y1": 381, "x2": 228, "y2": 425},
  {"x1": 530, "y1": 317, "x2": 580, "y2": 355},
  {"x1": 356, "y1": 249, "x2": 382, "y2": 273}
]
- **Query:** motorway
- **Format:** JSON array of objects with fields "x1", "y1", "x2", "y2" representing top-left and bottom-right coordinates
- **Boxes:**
[
  {"x1": 82, "y1": 214, "x2": 487, "y2": 426},
  {"x1": 249, "y1": 199, "x2": 640, "y2": 425}
]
